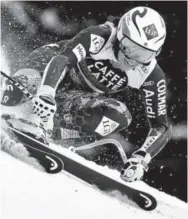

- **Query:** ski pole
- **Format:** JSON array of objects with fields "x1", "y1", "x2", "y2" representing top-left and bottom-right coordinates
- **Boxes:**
[{"x1": 69, "y1": 138, "x2": 127, "y2": 164}]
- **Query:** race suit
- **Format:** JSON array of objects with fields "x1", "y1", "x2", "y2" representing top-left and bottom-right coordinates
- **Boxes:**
[{"x1": 2, "y1": 19, "x2": 171, "y2": 159}]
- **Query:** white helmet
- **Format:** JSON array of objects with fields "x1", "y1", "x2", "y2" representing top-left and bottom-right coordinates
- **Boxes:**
[{"x1": 117, "y1": 6, "x2": 166, "y2": 64}]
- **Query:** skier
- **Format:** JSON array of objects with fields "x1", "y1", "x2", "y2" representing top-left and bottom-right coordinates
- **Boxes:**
[{"x1": 1, "y1": 6, "x2": 171, "y2": 182}]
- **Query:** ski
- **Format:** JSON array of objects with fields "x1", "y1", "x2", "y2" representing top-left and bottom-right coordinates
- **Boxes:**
[
  {"x1": 2, "y1": 125, "x2": 157, "y2": 211},
  {"x1": 1, "y1": 126, "x2": 64, "y2": 174}
]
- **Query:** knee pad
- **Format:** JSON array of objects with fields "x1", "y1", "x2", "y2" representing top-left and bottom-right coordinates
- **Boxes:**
[
  {"x1": 71, "y1": 100, "x2": 132, "y2": 138},
  {"x1": 1, "y1": 68, "x2": 41, "y2": 106}
]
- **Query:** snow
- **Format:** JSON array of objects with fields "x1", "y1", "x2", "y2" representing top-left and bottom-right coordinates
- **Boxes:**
[
  {"x1": 1, "y1": 150, "x2": 187, "y2": 219},
  {"x1": 0, "y1": 49, "x2": 10, "y2": 75}
]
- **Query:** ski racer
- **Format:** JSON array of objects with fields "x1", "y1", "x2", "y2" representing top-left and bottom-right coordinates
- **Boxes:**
[{"x1": 1, "y1": 6, "x2": 171, "y2": 182}]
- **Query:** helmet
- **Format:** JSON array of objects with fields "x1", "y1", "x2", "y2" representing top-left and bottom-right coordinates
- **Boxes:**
[{"x1": 117, "y1": 6, "x2": 166, "y2": 64}]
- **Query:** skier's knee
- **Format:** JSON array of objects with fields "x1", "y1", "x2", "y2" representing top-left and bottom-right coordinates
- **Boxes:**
[
  {"x1": 92, "y1": 105, "x2": 132, "y2": 137},
  {"x1": 73, "y1": 104, "x2": 132, "y2": 138}
]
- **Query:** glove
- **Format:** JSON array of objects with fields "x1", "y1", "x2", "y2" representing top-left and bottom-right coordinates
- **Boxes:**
[
  {"x1": 120, "y1": 150, "x2": 151, "y2": 182},
  {"x1": 32, "y1": 85, "x2": 57, "y2": 122}
]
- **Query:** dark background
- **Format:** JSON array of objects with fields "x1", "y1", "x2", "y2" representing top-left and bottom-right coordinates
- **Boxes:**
[{"x1": 1, "y1": 1, "x2": 187, "y2": 202}]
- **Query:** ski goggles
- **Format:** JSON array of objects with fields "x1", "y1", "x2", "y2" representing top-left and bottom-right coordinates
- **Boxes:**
[{"x1": 119, "y1": 36, "x2": 157, "y2": 64}]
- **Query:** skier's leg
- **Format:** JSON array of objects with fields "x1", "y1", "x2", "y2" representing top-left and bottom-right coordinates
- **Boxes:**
[
  {"x1": 51, "y1": 90, "x2": 133, "y2": 158},
  {"x1": 53, "y1": 90, "x2": 132, "y2": 139}
]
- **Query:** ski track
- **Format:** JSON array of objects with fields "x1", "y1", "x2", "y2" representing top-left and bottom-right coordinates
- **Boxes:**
[{"x1": 1, "y1": 48, "x2": 187, "y2": 219}]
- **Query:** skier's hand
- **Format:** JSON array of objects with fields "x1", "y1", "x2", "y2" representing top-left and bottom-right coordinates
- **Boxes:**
[
  {"x1": 120, "y1": 150, "x2": 151, "y2": 182},
  {"x1": 32, "y1": 85, "x2": 57, "y2": 122}
]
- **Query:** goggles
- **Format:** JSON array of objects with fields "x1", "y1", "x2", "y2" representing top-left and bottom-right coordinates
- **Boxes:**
[{"x1": 119, "y1": 36, "x2": 157, "y2": 64}]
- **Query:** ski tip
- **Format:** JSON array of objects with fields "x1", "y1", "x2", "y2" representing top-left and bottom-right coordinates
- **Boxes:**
[{"x1": 138, "y1": 192, "x2": 157, "y2": 211}]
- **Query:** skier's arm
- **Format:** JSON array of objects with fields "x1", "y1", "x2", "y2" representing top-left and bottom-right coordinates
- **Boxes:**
[
  {"x1": 32, "y1": 30, "x2": 92, "y2": 120},
  {"x1": 32, "y1": 24, "x2": 111, "y2": 120},
  {"x1": 121, "y1": 64, "x2": 171, "y2": 182},
  {"x1": 139, "y1": 63, "x2": 171, "y2": 158},
  {"x1": 41, "y1": 29, "x2": 91, "y2": 92},
  {"x1": 41, "y1": 24, "x2": 110, "y2": 93}
]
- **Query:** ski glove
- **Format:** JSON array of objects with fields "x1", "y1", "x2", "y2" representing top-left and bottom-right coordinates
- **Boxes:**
[
  {"x1": 120, "y1": 150, "x2": 151, "y2": 182},
  {"x1": 32, "y1": 85, "x2": 57, "y2": 122}
]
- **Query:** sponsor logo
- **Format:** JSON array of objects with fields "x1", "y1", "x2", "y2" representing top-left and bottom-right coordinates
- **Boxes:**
[
  {"x1": 141, "y1": 65, "x2": 149, "y2": 74},
  {"x1": 95, "y1": 116, "x2": 119, "y2": 136},
  {"x1": 1, "y1": 82, "x2": 14, "y2": 91},
  {"x1": 143, "y1": 24, "x2": 159, "y2": 40},
  {"x1": 45, "y1": 155, "x2": 64, "y2": 172},
  {"x1": 142, "y1": 136, "x2": 158, "y2": 150},
  {"x1": 1, "y1": 79, "x2": 24, "y2": 105},
  {"x1": 1, "y1": 95, "x2": 9, "y2": 104},
  {"x1": 72, "y1": 44, "x2": 86, "y2": 62},
  {"x1": 143, "y1": 81, "x2": 154, "y2": 86},
  {"x1": 132, "y1": 8, "x2": 148, "y2": 36},
  {"x1": 89, "y1": 34, "x2": 105, "y2": 54},
  {"x1": 143, "y1": 88, "x2": 155, "y2": 118},
  {"x1": 143, "y1": 79, "x2": 166, "y2": 118},
  {"x1": 87, "y1": 60, "x2": 127, "y2": 91},
  {"x1": 46, "y1": 155, "x2": 59, "y2": 171},
  {"x1": 139, "y1": 193, "x2": 153, "y2": 209},
  {"x1": 157, "y1": 79, "x2": 166, "y2": 116}
]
